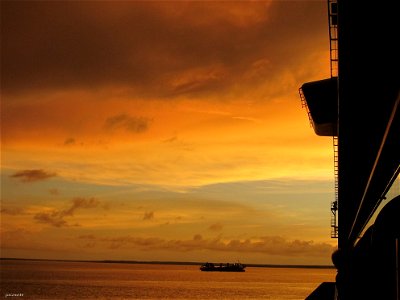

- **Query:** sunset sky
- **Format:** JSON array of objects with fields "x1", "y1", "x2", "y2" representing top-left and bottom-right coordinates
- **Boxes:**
[{"x1": 1, "y1": 1, "x2": 337, "y2": 265}]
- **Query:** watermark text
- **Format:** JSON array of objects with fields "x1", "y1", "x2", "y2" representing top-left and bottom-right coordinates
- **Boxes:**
[{"x1": 5, "y1": 293, "x2": 24, "y2": 298}]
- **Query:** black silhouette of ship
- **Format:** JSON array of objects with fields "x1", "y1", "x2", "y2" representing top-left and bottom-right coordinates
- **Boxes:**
[
  {"x1": 300, "y1": 1, "x2": 399, "y2": 299},
  {"x1": 200, "y1": 262, "x2": 246, "y2": 272}
]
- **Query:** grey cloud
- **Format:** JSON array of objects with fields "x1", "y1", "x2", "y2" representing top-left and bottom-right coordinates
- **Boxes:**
[
  {"x1": 143, "y1": 211, "x2": 155, "y2": 221},
  {"x1": 105, "y1": 114, "x2": 151, "y2": 133},
  {"x1": 208, "y1": 222, "x2": 223, "y2": 231},
  {"x1": 0, "y1": 207, "x2": 25, "y2": 215},
  {"x1": 11, "y1": 169, "x2": 57, "y2": 183},
  {"x1": 64, "y1": 197, "x2": 100, "y2": 216},
  {"x1": 78, "y1": 234, "x2": 96, "y2": 240},
  {"x1": 193, "y1": 234, "x2": 203, "y2": 241},
  {"x1": 34, "y1": 197, "x2": 101, "y2": 227},
  {"x1": 64, "y1": 138, "x2": 76, "y2": 145},
  {"x1": 78, "y1": 234, "x2": 334, "y2": 256},
  {"x1": 163, "y1": 136, "x2": 178, "y2": 143},
  {"x1": 48, "y1": 188, "x2": 60, "y2": 195},
  {"x1": 34, "y1": 211, "x2": 69, "y2": 228}
]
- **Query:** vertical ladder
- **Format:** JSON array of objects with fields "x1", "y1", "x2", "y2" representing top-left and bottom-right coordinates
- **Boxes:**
[
  {"x1": 328, "y1": 0, "x2": 338, "y2": 78},
  {"x1": 331, "y1": 136, "x2": 339, "y2": 238},
  {"x1": 328, "y1": 0, "x2": 339, "y2": 238}
]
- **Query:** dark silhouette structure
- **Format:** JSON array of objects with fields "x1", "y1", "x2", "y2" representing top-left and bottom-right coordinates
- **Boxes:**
[
  {"x1": 305, "y1": 282, "x2": 335, "y2": 300},
  {"x1": 301, "y1": 0, "x2": 400, "y2": 298},
  {"x1": 199, "y1": 262, "x2": 246, "y2": 272}
]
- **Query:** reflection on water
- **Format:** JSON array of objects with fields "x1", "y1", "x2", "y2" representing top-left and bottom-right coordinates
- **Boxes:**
[{"x1": 0, "y1": 260, "x2": 335, "y2": 299}]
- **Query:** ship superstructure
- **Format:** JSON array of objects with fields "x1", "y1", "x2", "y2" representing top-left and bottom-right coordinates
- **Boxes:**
[{"x1": 301, "y1": 0, "x2": 400, "y2": 299}]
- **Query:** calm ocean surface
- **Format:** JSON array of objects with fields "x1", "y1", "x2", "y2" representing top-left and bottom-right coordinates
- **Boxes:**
[{"x1": 0, "y1": 260, "x2": 336, "y2": 300}]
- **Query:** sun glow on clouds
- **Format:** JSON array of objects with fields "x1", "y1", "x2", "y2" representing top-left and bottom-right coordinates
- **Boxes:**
[
  {"x1": 1, "y1": 1, "x2": 336, "y2": 264},
  {"x1": 3, "y1": 96, "x2": 332, "y2": 188}
]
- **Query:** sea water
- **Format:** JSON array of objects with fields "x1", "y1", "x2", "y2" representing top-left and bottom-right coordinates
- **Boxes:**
[{"x1": 0, "y1": 260, "x2": 336, "y2": 299}]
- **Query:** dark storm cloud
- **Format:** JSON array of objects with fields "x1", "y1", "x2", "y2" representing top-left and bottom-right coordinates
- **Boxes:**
[
  {"x1": 105, "y1": 114, "x2": 151, "y2": 133},
  {"x1": 34, "y1": 197, "x2": 101, "y2": 227},
  {"x1": 10, "y1": 169, "x2": 57, "y2": 182},
  {"x1": 1, "y1": 1, "x2": 327, "y2": 98}
]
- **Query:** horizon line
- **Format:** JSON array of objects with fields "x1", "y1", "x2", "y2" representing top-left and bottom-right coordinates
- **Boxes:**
[{"x1": 0, "y1": 257, "x2": 335, "y2": 269}]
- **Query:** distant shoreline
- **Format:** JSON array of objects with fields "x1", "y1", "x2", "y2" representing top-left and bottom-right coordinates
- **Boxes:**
[{"x1": 0, "y1": 257, "x2": 334, "y2": 269}]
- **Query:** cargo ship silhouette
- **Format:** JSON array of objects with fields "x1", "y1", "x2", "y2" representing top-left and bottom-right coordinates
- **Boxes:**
[{"x1": 200, "y1": 262, "x2": 246, "y2": 272}]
